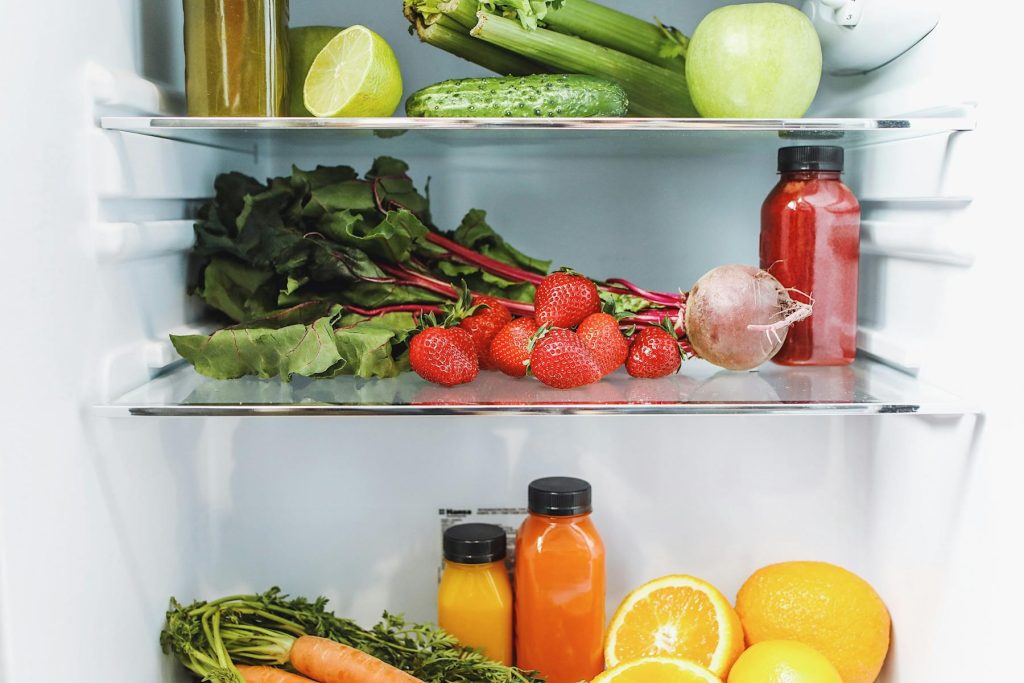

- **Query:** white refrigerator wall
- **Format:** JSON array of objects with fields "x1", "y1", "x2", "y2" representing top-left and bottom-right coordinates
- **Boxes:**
[{"x1": 1, "y1": 3, "x2": 1020, "y2": 683}]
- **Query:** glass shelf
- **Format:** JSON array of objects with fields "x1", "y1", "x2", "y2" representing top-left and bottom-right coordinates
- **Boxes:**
[
  {"x1": 99, "y1": 115, "x2": 976, "y2": 157},
  {"x1": 101, "y1": 358, "x2": 970, "y2": 417}
]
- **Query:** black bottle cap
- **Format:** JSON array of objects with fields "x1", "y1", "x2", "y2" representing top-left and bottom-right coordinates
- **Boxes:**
[
  {"x1": 778, "y1": 145, "x2": 845, "y2": 172},
  {"x1": 528, "y1": 477, "x2": 592, "y2": 516},
  {"x1": 443, "y1": 524, "x2": 507, "y2": 564}
]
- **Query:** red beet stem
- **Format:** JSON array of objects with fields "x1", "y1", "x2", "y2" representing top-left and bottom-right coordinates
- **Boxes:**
[
  {"x1": 425, "y1": 232, "x2": 545, "y2": 286},
  {"x1": 423, "y1": 233, "x2": 684, "y2": 313},
  {"x1": 378, "y1": 262, "x2": 535, "y2": 317},
  {"x1": 622, "y1": 310, "x2": 684, "y2": 330},
  {"x1": 344, "y1": 304, "x2": 443, "y2": 317},
  {"x1": 604, "y1": 278, "x2": 682, "y2": 305}
]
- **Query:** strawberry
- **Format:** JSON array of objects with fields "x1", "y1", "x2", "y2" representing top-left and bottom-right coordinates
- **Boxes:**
[
  {"x1": 458, "y1": 296, "x2": 513, "y2": 370},
  {"x1": 534, "y1": 271, "x2": 601, "y2": 329},
  {"x1": 529, "y1": 328, "x2": 602, "y2": 390},
  {"x1": 626, "y1": 327, "x2": 683, "y2": 379},
  {"x1": 489, "y1": 317, "x2": 539, "y2": 377},
  {"x1": 410, "y1": 326, "x2": 479, "y2": 387},
  {"x1": 577, "y1": 312, "x2": 629, "y2": 376}
]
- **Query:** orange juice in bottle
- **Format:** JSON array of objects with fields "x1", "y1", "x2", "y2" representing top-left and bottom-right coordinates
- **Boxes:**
[
  {"x1": 438, "y1": 524, "x2": 513, "y2": 665},
  {"x1": 515, "y1": 477, "x2": 605, "y2": 683}
]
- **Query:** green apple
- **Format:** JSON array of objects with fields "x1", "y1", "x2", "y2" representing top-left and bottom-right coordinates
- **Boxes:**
[
  {"x1": 288, "y1": 26, "x2": 345, "y2": 116},
  {"x1": 685, "y1": 3, "x2": 822, "y2": 118}
]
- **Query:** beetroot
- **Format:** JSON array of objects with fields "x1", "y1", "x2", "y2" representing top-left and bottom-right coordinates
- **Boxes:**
[{"x1": 684, "y1": 264, "x2": 812, "y2": 371}]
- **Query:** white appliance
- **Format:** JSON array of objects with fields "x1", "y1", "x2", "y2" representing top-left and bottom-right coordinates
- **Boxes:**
[{"x1": 1, "y1": 1, "x2": 1020, "y2": 682}]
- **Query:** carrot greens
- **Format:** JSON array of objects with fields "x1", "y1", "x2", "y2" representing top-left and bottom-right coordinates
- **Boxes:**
[{"x1": 161, "y1": 588, "x2": 542, "y2": 683}]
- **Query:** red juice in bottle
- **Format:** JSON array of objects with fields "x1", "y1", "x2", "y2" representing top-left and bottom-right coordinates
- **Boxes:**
[{"x1": 761, "y1": 146, "x2": 861, "y2": 366}]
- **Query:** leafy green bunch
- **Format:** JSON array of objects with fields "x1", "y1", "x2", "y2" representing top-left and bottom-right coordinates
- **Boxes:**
[
  {"x1": 172, "y1": 157, "x2": 550, "y2": 382},
  {"x1": 161, "y1": 588, "x2": 543, "y2": 683}
]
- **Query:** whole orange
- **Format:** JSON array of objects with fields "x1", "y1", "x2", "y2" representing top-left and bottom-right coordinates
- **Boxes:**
[{"x1": 735, "y1": 561, "x2": 890, "y2": 683}]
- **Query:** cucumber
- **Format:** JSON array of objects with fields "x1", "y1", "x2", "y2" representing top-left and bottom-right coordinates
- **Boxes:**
[{"x1": 405, "y1": 74, "x2": 628, "y2": 118}]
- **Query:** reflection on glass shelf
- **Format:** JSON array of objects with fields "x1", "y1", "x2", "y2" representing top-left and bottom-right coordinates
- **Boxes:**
[
  {"x1": 102, "y1": 358, "x2": 969, "y2": 417},
  {"x1": 102, "y1": 115, "x2": 976, "y2": 133},
  {"x1": 99, "y1": 115, "x2": 976, "y2": 156}
]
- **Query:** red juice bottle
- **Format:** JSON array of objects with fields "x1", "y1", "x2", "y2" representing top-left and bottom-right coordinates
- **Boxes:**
[{"x1": 761, "y1": 146, "x2": 861, "y2": 366}]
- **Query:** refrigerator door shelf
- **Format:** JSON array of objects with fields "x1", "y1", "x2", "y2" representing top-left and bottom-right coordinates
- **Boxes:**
[{"x1": 803, "y1": 0, "x2": 942, "y2": 75}]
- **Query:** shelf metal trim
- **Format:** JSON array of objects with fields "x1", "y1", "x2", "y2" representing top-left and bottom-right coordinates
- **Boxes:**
[
  {"x1": 101, "y1": 116, "x2": 977, "y2": 133},
  {"x1": 108, "y1": 403, "x2": 932, "y2": 417}
]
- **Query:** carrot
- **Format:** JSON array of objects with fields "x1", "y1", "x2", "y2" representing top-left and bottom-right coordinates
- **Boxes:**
[
  {"x1": 236, "y1": 665, "x2": 317, "y2": 683},
  {"x1": 289, "y1": 635, "x2": 425, "y2": 683}
]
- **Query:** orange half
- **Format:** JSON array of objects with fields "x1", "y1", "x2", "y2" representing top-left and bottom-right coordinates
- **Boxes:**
[
  {"x1": 605, "y1": 575, "x2": 744, "y2": 678},
  {"x1": 593, "y1": 657, "x2": 722, "y2": 683}
]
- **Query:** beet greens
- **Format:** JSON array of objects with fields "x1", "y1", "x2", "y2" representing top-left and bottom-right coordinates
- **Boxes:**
[{"x1": 174, "y1": 157, "x2": 682, "y2": 381}]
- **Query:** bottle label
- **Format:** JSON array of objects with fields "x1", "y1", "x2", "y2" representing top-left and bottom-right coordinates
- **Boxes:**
[{"x1": 437, "y1": 505, "x2": 527, "y2": 583}]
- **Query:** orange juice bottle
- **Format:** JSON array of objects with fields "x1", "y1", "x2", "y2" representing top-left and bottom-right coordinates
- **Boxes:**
[
  {"x1": 515, "y1": 477, "x2": 605, "y2": 683},
  {"x1": 438, "y1": 524, "x2": 513, "y2": 665}
]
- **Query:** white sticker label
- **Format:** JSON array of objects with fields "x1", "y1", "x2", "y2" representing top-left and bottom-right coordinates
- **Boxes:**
[{"x1": 438, "y1": 506, "x2": 528, "y2": 583}]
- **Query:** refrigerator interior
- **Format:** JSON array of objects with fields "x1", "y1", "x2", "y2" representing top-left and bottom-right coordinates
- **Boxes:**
[{"x1": 1, "y1": 1, "x2": 1020, "y2": 682}]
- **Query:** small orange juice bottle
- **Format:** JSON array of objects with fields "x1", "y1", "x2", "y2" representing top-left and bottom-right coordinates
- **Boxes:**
[{"x1": 438, "y1": 524, "x2": 513, "y2": 665}]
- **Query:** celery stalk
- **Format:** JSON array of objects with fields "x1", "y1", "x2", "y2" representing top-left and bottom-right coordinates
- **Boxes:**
[
  {"x1": 543, "y1": 0, "x2": 686, "y2": 72},
  {"x1": 415, "y1": 15, "x2": 549, "y2": 77},
  {"x1": 471, "y1": 12, "x2": 697, "y2": 117},
  {"x1": 439, "y1": 0, "x2": 481, "y2": 30},
  {"x1": 479, "y1": 0, "x2": 564, "y2": 29},
  {"x1": 403, "y1": 0, "x2": 441, "y2": 25},
  {"x1": 480, "y1": 0, "x2": 687, "y2": 70}
]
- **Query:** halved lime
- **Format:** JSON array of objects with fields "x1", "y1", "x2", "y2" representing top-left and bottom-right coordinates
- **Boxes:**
[
  {"x1": 303, "y1": 25, "x2": 403, "y2": 118},
  {"x1": 289, "y1": 26, "x2": 345, "y2": 116}
]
